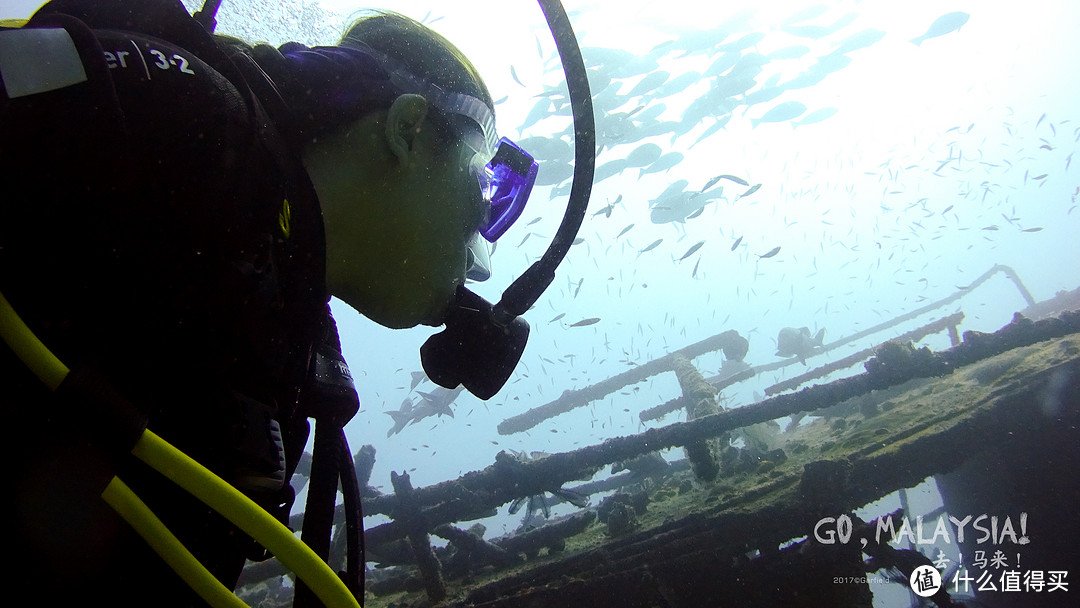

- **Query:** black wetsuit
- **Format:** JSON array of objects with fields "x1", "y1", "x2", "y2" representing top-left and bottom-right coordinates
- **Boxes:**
[{"x1": 0, "y1": 1, "x2": 345, "y2": 604}]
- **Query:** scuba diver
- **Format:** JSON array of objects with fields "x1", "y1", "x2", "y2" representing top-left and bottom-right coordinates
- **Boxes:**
[{"x1": 0, "y1": 0, "x2": 598, "y2": 604}]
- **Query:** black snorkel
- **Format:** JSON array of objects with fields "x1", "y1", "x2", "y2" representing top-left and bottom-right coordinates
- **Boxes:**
[
  {"x1": 192, "y1": 0, "x2": 221, "y2": 32},
  {"x1": 421, "y1": 0, "x2": 595, "y2": 399}
]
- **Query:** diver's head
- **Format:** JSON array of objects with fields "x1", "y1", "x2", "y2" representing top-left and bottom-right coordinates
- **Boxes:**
[
  {"x1": 340, "y1": 11, "x2": 493, "y2": 111},
  {"x1": 295, "y1": 12, "x2": 500, "y2": 329}
]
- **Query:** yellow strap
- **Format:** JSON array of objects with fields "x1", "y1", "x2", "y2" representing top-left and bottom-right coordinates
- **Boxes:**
[
  {"x1": 101, "y1": 477, "x2": 250, "y2": 608},
  {"x1": 133, "y1": 430, "x2": 361, "y2": 608},
  {"x1": 0, "y1": 290, "x2": 68, "y2": 390},
  {"x1": 0, "y1": 289, "x2": 361, "y2": 607}
]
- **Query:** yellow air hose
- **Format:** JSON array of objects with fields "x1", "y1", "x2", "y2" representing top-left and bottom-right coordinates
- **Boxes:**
[
  {"x1": 0, "y1": 291, "x2": 361, "y2": 608},
  {"x1": 0, "y1": 291, "x2": 67, "y2": 391},
  {"x1": 101, "y1": 477, "x2": 250, "y2": 608}
]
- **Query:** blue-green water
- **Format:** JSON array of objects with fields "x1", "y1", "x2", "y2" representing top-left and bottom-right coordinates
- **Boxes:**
[
  {"x1": 7, "y1": 1, "x2": 1076, "y2": 604},
  {"x1": 314, "y1": 0, "x2": 1077, "y2": 527}
]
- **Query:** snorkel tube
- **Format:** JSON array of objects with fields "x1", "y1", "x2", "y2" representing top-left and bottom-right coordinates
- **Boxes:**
[{"x1": 421, "y1": 0, "x2": 595, "y2": 399}]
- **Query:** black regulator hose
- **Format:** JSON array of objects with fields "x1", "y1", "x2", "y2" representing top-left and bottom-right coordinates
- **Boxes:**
[
  {"x1": 420, "y1": 0, "x2": 594, "y2": 399},
  {"x1": 494, "y1": 0, "x2": 595, "y2": 322}
]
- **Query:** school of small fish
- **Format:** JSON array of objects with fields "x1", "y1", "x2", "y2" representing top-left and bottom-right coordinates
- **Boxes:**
[{"x1": 306, "y1": 4, "x2": 1079, "y2": 537}]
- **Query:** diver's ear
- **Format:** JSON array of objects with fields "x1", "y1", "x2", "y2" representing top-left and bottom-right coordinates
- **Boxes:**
[{"x1": 386, "y1": 94, "x2": 429, "y2": 166}]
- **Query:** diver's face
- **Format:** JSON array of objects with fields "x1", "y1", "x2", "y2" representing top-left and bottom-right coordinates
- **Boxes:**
[
  {"x1": 381, "y1": 135, "x2": 488, "y2": 326},
  {"x1": 305, "y1": 107, "x2": 488, "y2": 329}
]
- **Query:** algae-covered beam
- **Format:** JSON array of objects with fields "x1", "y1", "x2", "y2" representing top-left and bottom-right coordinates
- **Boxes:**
[
  {"x1": 443, "y1": 328, "x2": 1080, "y2": 608},
  {"x1": 433, "y1": 524, "x2": 524, "y2": 569},
  {"x1": 766, "y1": 312, "x2": 965, "y2": 396},
  {"x1": 497, "y1": 329, "x2": 748, "y2": 434},
  {"x1": 944, "y1": 310, "x2": 1079, "y2": 368},
  {"x1": 672, "y1": 354, "x2": 721, "y2": 481},
  {"x1": 493, "y1": 511, "x2": 597, "y2": 556},
  {"x1": 638, "y1": 395, "x2": 685, "y2": 423},
  {"x1": 641, "y1": 365, "x2": 754, "y2": 423},
  {"x1": 1019, "y1": 285, "x2": 1080, "y2": 321},
  {"x1": 363, "y1": 311, "x2": 1079, "y2": 551},
  {"x1": 365, "y1": 345, "x2": 945, "y2": 543},
  {"x1": 819, "y1": 264, "x2": 1012, "y2": 352},
  {"x1": 718, "y1": 265, "x2": 1024, "y2": 383},
  {"x1": 368, "y1": 379, "x2": 843, "y2": 536},
  {"x1": 390, "y1": 471, "x2": 446, "y2": 602}
]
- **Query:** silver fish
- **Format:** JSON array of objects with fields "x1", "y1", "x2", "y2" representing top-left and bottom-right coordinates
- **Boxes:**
[
  {"x1": 677, "y1": 241, "x2": 705, "y2": 261},
  {"x1": 739, "y1": 183, "x2": 763, "y2": 199},
  {"x1": 639, "y1": 238, "x2": 663, "y2": 254},
  {"x1": 714, "y1": 174, "x2": 750, "y2": 187},
  {"x1": 751, "y1": 101, "x2": 806, "y2": 128},
  {"x1": 910, "y1": 12, "x2": 970, "y2": 46}
]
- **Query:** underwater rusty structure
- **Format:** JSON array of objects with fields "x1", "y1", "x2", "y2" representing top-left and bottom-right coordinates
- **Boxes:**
[{"x1": 237, "y1": 273, "x2": 1080, "y2": 608}]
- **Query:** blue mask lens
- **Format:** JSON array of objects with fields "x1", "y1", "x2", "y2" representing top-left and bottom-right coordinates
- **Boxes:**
[{"x1": 478, "y1": 137, "x2": 538, "y2": 242}]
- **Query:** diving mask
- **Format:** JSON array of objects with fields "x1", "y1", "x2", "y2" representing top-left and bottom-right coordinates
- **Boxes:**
[
  {"x1": 471, "y1": 137, "x2": 539, "y2": 242},
  {"x1": 279, "y1": 43, "x2": 538, "y2": 280},
  {"x1": 370, "y1": 48, "x2": 538, "y2": 245},
  {"x1": 466, "y1": 137, "x2": 537, "y2": 282}
]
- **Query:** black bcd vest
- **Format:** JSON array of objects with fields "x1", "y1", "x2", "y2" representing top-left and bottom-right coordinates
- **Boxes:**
[{"x1": 1, "y1": 0, "x2": 361, "y2": 599}]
